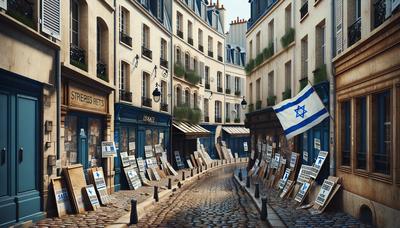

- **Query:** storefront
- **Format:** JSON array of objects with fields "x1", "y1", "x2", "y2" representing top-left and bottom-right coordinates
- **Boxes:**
[
  {"x1": 0, "y1": 69, "x2": 46, "y2": 226},
  {"x1": 172, "y1": 121, "x2": 210, "y2": 168},
  {"x1": 221, "y1": 126, "x2": 250, "y2": 158},
  {"x1": 199, "y1": 124, "x2": 218, "y2": 159},
  {"x1": 114, "y1": 103, "x2": 171, "y2": 191},
  {"x1": 298, "y1": 81, "x2": 330, "y2": 184},
  {"x1": 61, "y1": 74, "x2": 112, "y2": 181}
]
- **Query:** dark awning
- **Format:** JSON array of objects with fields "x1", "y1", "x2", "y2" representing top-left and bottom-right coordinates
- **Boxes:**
[
  {"x1": 173, "y1": 120, "x2": 210, "y2": 138},
  {"x1": 222, "y1": 126, "x2": 250, "y2": 137}
]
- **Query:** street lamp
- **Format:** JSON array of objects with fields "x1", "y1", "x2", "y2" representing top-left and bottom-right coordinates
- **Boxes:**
[
  {"x1": 133, "y1": 54, "x2": 139, "y2": 68},
  {"x1": 241, "y1": 96, "x2": 247, "y2": 110},
  {"x1": 152, "y1": 83, "x2": 161, "y2": 103}
]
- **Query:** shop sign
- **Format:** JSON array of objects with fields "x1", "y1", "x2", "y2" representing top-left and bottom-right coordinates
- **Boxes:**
[
  {"x1": 143, "y1": 115, "x2": 155, "y2": 123},
  {"x1": 69, "y1": 83, "x2": 107, "y2": 113},
  {"x1": 101, "y1": 141, "x2": 117, "y2": 158},
  {"x1": 243, "y1": 142, "x2": 248, "y2": 152}
]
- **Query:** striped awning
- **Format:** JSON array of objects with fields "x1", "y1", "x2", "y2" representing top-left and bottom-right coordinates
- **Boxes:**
[
  {"x1": 173, "y1": 121, "x2": 210, "y2": 137},
  {"x1": 222, "y1": 126, "x2": 250, "y2": 136}
]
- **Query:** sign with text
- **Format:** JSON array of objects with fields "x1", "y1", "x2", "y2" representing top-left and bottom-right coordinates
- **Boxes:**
[
  {"x1": 315, "y1": 179, "x2": 335, "y2": 207},
  {"x1": 310, "y1": 151, "x2": 329, "y2": 179},
  {"x1": 85, "y1": 185, "x2": 100, "y2": 209},
  {"x1": 101, "y1": 141, "x2": 117, "y2": 158},
  {"x1": 279, "y1": 168, "x2": 291, "y2": 189},
  {"x1": 69, "y1": 83, "x2": 107, "y2": 113},
  {"x1": 295, "y1": 182, "x2": 311, "y2": 203},
  {"x1": 290, "y1": 152, "x2": 299, "y2": 169},
  {"x1": 243, "y1": 142, "x2": 248, "y2": 152}
]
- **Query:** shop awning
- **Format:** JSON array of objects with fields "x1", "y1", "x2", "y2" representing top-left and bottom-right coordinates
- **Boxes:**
[
  {"x1": 172, "y1": 120, "x2": 210, "y2": 138},
  {"x1": 222, "y1": 126, "x2": 250, "y2": 137}
]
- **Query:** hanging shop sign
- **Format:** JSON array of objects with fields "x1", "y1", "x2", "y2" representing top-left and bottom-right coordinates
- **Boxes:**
[{"x1": 69, "y1": 83, "x2": 107, "y2": 113}]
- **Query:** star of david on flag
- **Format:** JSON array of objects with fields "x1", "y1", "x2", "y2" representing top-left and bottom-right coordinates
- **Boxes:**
[{"x1": 273, "y1": 84, "x2": 330, "y2": 139}]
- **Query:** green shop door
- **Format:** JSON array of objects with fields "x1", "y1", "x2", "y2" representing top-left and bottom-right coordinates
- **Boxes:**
[{"x1": 0, "y1": 92, "x2": 42, "y2": 227}]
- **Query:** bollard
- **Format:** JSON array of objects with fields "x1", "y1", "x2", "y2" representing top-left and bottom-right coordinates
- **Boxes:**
[
  {"x1": 254, "y1": 183, "x2": 260, "y2": 198},
  {"x1": 167, "y1": 178, "x2": 172, "y2": 189},
  {"x1": 238, "y1": 169, "x2": 243, "y2": 181},
  {"x1": 260, "y1": 197, "x2": 268, "y2": 220},
  {"x1": 205, "y1": 164, "x2": 208, "y2": 170},
  {"x1": 154, "y1": 186, "x2": 159, "y2": 202},
  {"x1": 197, "y1": 166, "x2": 200, "y2": 174},
  {"x1": 129, "y1": 199, "x2": 138, "y2": 224},
  {"x1": 246, "y1": 176, "x2": 250, "y2": 188},
  {"x1": 191, "y1": 168, "x2": 194, "y2": 177},
  {"x1": 200, "y1": 166, "x2": 203, "y2": 173},
  {"x1": 182, "y1": 171, "x2": 185, "y2": 181},
  {"x1": 177, "y1": 181, "x2": 182, "y2": 188}
]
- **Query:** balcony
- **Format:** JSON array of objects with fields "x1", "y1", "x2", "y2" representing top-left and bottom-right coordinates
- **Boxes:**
[
  {"x1": 188, "y1": 37, "x2": 193, "y2": 45},
  {"x1": 348, "y1": 18, "x2": 361, "y2": 47},
  {"x1": 184, "y1": 70, "x2": 201, "y2": 85},
  {"x1": 70, "y1": 45, "x2": 87, "y2": 71},
  {"x1": 97, "y1": 62, "x2": 108, "y2": 82},
  {"x1": 234, "y1": 118, "x2": 240, "y2": 123},
  {"x1": 300, "y1": 1, "x2": 309, "y2": 20},
  {"x1": 160, "y1": 58, "x2": 168, "y2": 69},
  {"x1": 6, "y1": 0, "x2": 35, "y2": 29},
  {"x1": 374, "y1": 0, "x2": 387, "y2": 28},
  {"x1": 120, "y1": 90, "x2": 132, "y2": 102},
  {"x1": 174, "y1": 62, "x2": 185, "y2": 78},
  {"x1": 120, "y1": 32, "x2": 132, "y2": 47},
  {"x1": 225, "y1": 88, "x2": 231, "y2": 94},
  {"x1": 225, "y1": 117, "x2": 230, "y2": 123},
  {"x1": 142, "y1": 97, "x2": 152, "y2": 107},
  {"x1": 208, "y1": 51, "x2": 214, "y2": 58},
  {"x1": 205, "y1": 83, "x2": 210, "y2": 90},
  {"x1": 215, "y1": 117, "x2": 222, "y2": 123},
  {"x1": 217, "y1": 87, "x2": 223, "y2": 93},
  {"x1": 160, "y1": 102, "x2": 168, "y2": 112},
  {"x1": 174, "y1": 105, "x2": 201, "y2": 124},
  {"x1": 142, "y1": 46, "x2": 152, "y2": 60},
  {"x1": 234, "y1": 90, "x2": 241, "y2": 96},
  {"x1": 198, "y1": 45, "x2": 204, "y2": 52},
  {"x1": 177, "y1": 30, "x2": 183, "y2": 39},
  {"x1": 218, "y1": 55, "x2": 223, "y2": 62},
  {"x1": 204, "y1": 116, "x2": 209, "y2": 122}
]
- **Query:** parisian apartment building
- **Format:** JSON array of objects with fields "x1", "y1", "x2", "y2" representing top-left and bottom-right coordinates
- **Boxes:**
[
  {"x1": 0, "y1": 0, "x2": 249, "y2": 225},
  {"x1": 244, "y1": 0, "x2": 400, "y2": 227}
]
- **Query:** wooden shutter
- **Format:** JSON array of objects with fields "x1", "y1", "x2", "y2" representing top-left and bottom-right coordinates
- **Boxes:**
[
  {"x1": 335, "y1": 0, "x2": 343, "y2": 55},
  {"x1": 0, "y1": 0, "x2": 7, "y2": 10},
  {"x1": 41, "y1": 0, "x2": 61, "y2": 40}
]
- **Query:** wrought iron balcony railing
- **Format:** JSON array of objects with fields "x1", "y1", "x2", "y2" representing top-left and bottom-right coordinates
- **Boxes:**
[
  {"x1": 215, "y1": 117, "x2": 222, "y2": 123},
  {"x1": 348, "y1": 18, "x2": 361, "y2": 47},
  {"x1": 217, "y1": 87, "x2": 223, "y2": 93},
  {"x1": 142, "y1": 96, "x2": 152, "y2": 107},
  {"x1": 160, "y1": 102, "x2": 168, "y2": 112},
  {"x1": 119, "y1": 90, "x2": 132, "y2": 102},
  {"x1": 160, "y1": 58, "x2": 168, "y2": 69},
  {"x1": 188, "y1": 37, "x2": 193, "y2": 45},
  {"x1": 142, "y1": 46, "x2": 152, "y2": 59},
  {"x1": 218, "y1": 56, "x2": 223, "y2": 62},
  {"x1": 6, "y1": 0, "x2": 35, "y2": 28},
  {"x1": 198, "y1": 45, "x2": 204, "y2": 52},
  {"x1": 97, "y1": 62, "x2": 108, "y2": 82},
  {"x1": 205, "y1": 83, "x2": 210, "y2": 90},
  {"x1": 120, "y1": 32, "x2": 132, "y2": 47},
  {"x1": 70, "y1": 45, "x2": 87, "y2": 71},
  {"x1": 300, "y1": 1, "x2": 309, "y2": 19},
  {"x1": 204, "y1": 116, "x2": 209, "y2": 122},
  {"x1": 177, "y1": 30, "x2": 183, "y2": 39},
  {"x1": 374, "y1": 0, "x2": 387, "y2": 28},
  {"x1": 208, "y1": 51, "x2": 214, "y2": 58}
]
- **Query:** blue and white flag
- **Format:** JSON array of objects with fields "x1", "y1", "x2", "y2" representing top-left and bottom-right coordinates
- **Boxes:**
[{"x1": 273, "y1": 84, "x2": 329, "y2": 139}]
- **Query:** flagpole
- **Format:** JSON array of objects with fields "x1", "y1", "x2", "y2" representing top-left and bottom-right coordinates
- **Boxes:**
[{"x1": 306, "y1": 79, "x2": 335, "y2": 123}]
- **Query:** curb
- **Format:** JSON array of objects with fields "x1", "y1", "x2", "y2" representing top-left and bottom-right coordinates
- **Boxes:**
[
  {"x1": 108, "y1": 160, "x2": 247, "y2": 227},
  {"x1": 233, "y1": 174, "x2": 287, "y2": 228}
]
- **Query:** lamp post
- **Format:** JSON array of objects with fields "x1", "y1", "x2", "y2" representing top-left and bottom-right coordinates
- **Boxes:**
[
  {"x1": 241, "y1": 96, "x2": 247, "y2": 110},
  {"x1": 152, "y1": 83, "x2": 161, "y2": 103}
]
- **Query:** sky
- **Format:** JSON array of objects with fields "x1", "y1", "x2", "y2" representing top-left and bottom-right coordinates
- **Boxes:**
[{"x1": 218, "y1": 0, "x2": 250, "y2": 31}]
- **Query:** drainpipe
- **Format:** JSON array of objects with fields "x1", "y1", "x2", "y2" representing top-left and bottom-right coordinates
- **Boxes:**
[
  {"x1": 329, "y1": 0, "x2": 336, "y2": 176},
  {"x1": 169, "y1": 0, "x2": 174, "y2": 164},
  {"x1": 114, "y1": 0, "x2": 117, "y2": 88},
  {"x1": 55, "y1": 49, "x2": 61, "y2": 176}
]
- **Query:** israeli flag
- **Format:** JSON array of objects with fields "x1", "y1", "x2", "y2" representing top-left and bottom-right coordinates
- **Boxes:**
[{"x1": 273, "y1": 84, "x2": 329, "y2": 139}]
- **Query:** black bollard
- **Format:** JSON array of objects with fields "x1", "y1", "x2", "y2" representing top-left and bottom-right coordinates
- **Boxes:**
[
  {"x1": 246, "y1": 176, "x2": 250, "y2": 188},
  {"x1": 182, "y1": 171, "x2": 185, "y2": 181},
  {"x1": 130, "y1": 199, "x2": 138, "y2": 224},
  {"x1": 200, "y1": 165, "x2": 203, "y2": 173},
  {"x1": 238, "y1": 169, "x2": 243, "y2": 181},
  {"x1": 261, "y1": 197, "x2": 268, "y2": 220},
  {"x1": 197, "y1": 166, "x2": 200, "y2": 174},
  {"x1": 191, "y1": 168, "x2": 194, "y2": 177},
  {"x1": 177, "y1": 181, "x2": 182, "y2": 188},
  {"x1": 205, "y1": 164, "x2": 208, "y2": 170},
  {"x1": 154, "y1": 186, "x2": 159, "y2": 202},
  {"x1": 167, "y1": 178, "x2": 172, "y2": 189},
  {"x1": 255, "y1": 183, "x2": 260, "y2": 198}
]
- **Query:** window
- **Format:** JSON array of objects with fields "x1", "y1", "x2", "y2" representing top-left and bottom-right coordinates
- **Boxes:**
[
  {"x1": 184, "y1": 89, "x2": 190, "y2": 106},
  {"x1": 225, "y1": 75, "x2": 231, "y2": 90},
  {"x1": 204, "y1": 99, "x2": 209, "y2": 119},
  {"x1": 236, "y1": 47, "x2": 241, "y2": 65},
  {"x1": 235, "y1": 77, "x2": 240, "y2": 92},
  {"x1": 355, "y1": 97, "x2": 367, "y2": 170},
  {"x1": 217, "y1": 71, "x2": 222, "y2": 89},
  {"x1": 176, "y1": 11, "x2": 183, "y2": 33},
  {"x1": 217, "y1": 42, "x2": 223, "y2": 59},
  {"x1": 285, "y1": 61, "x2": 291, "y2": 91},
  {"x1": 235, "y1": 104, "x2": 240, "y2": 120},
  {"x1": 249, "y1": 82, "x2": 253, "y2": 103},
  {"x1": 208, "y1": 36, "x2": 213, "y2": 55},
  {"x1": 193, "y1": 58, "x2": 198, "y2": 73},
  {"x1": 160, "y1": 80, "x2": 167, "y2": 105},
  {"x1": 70, "y1": 0, "x2": 79, "y2": 46},
  {"x1": 176, "y1": 86, "x2": 182, "y2": 106},
  {"x1": 215, "y1": 101, "x2": 222, "y2": 120},
  {"x1": 188, "y1": 20, "x2": 193, "y2": 39},
  {"x1": 268, "y1": 71, "x2": 274, "y2": 97},
  {"x1": 225, "y1": 103, "x2": 230, "y2": 119},
  {"x1": 372, "y1": 90, "x2": 391, "y2": 175},
  {"x1": 249, "y1": 40, "x2": 253, "y2": 59},
  {"x1": 340, "y1": 100, "x2": 351, "y2": 166},
  {"x1": 97, "y1": 18, "x2": 109, "y2": 80},
  {"x1": 301, "y1": 36, "x2": 308, "y2": 78},
  {"x1": 142, "y1": 72, "x2": 150, "y2": 98},
  {"x1": 120, "y1": 6, "x2": 129, "y2": 35},
  {"x1": 185, "y1": 53, "x2": 190, "y2": 70},
  {"x1": 256, "y1": 79, "x2": 261, "y2": 101},
  {"x1": 176, "y1": 47, "x2": 181, "y2": 63},
  {"x1": 316, "y1": 22, "x2": 326, "y2": 67},
  {"x1": 157, "y1": 0, "x2": 163, "y2": 21},
  {"x1": 205, "y1": 66, "x2": 210, "y2": 85},
  {"x1": 268, "y1": 19, "x2": 274, "y2": 48},
  {"x1": 193, "y1": 92, "x2": 198, "y2": 108},
  {"x1": 142, "y1": 24, "x2": 150, "y2": 49},
  {"x1": 256, "y1": 32, "x2": 261, "y2": 55},
  {"x1": 161, "y1": 39, "x2": 167, "y2": 60},
  {"x1": 120, "y1": 61, "x2": 130, "y2": 91},
  {"x1": 198, "y1": 29, "x2": 203, "y2": 47},
  {"x1": 285, "y1": 3, "x2": 292, "y2": 33}
]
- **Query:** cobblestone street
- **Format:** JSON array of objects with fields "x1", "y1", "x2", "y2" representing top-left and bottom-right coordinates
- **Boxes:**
[{"x1": 132, "y1": 165, "x2": 268, "y2": 228}]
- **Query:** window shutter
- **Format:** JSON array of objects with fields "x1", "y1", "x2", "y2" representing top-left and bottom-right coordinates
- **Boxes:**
[
  {"x1": 335, "y1": 0, "x2": 343, "y2": 55},
  {"x1": 0, "y1": 0, "x2": 6, "y2": 10},
  {"x1": 41, "y1": 0, "x2": 61, "y2": 40}
]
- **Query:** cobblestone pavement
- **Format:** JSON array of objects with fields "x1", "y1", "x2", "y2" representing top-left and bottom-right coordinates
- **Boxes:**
[{"x1": 131, "y1": 165, "x2": 269, "y2": 228}]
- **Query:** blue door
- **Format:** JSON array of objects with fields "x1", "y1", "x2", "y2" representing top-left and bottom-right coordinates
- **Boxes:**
[{"x1": 0, "y1": 91, "x2": 42, "y2": 227}]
